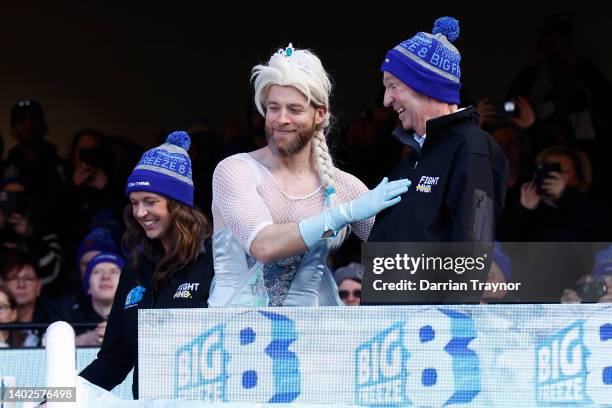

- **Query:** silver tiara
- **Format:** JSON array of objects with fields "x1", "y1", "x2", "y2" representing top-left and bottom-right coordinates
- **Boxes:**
[
  {"x1": 268, "y1": 42, "x2": 315, "y2": 73},
  {"x1": 277, "y1": 42, "x2": 294, "y2": 58}
]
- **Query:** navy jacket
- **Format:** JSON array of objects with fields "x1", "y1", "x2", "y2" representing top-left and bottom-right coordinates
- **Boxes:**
[
  {"x1": 366, "y1": 107, "x2": 508, "y2": 303},
  {"x1": 80, "y1": 242, "x2": 213, "y2": 398},
  {"x1": 369, "y1": 107, "x2": 508, "y2": 243}
]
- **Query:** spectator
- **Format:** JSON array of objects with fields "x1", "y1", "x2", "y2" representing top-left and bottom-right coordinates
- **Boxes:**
[
  {"x1": 106, "y1": 135, "x2": 144, "y2": 191},
  {"x1": 333, "y1": 262, "x2": 363, "y2": 306},
  {"x1": 561, "y1": 245, "x2": 612, "y2": 303},
  {"x1": 505, "y1": 146, "x2": 602, "y2": 242},
  {"x1": 69, "y1": 129, "x2": 104, "y2": 171},
  {"x1": 66, "y1": 130, "x2": 125, "y2": 246},
  {"x1": 502, "y1": 146, "x2": 605, "y2": 301},
  {"x1": 481, "y1": 242, "x2": 513, "y2": 303},
  {"x1": 1, "y1": 251, "x2": 66, "y2": 346},
  {"x1": 507, "y1": 13, "x2": 612, "y2": 203},
  {"x1": 75, "y1": 227, "x2": 120, "y2": 280},
  {"x1": 0, "y1": 178, "x2": 64, "y2": 299},
  {"x1": 476, "y1": 96, "x2": 536, "y2": 132},
  {"x1": 0, "y1": 284, "x2": 26, "y2": 347},
  {"x1": 73, "y1": 253, "x2": 124, "y2": 346},
  {"x1": 3, "y1": 100, "x2": 70, "y2": 252}
]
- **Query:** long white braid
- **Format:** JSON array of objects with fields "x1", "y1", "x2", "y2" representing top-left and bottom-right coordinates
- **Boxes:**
[{"x1": 312, "y1": 128, "x2": 349, "y2": 249}]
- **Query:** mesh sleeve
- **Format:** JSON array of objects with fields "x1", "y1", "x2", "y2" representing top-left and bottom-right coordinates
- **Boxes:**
[
  {"x1": 336, "y1": 170, "x2": 374, "y2": 242},
  {"x1": 212, "y1": 155, "x2": 274, "y2": 253}
]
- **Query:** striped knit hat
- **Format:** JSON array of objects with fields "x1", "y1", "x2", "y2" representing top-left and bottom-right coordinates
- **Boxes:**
[
  {"x1": 381, "y1": 16, "x2": 462, "y2": 104},
  {"x1": 125, "y1": 131, "x2": 194, "y2": 207}
]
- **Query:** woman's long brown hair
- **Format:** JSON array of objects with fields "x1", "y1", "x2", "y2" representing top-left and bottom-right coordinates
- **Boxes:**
[{"x1": 123, "y1": 199, "x2": 212, "y2": 291}]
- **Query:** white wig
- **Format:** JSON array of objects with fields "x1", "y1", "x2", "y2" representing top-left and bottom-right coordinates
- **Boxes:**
[{"x1": 252, "y1": 45, "x2": 332, "y2": 127}]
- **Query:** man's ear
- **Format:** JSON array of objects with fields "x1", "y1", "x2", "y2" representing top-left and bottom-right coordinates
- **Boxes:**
[{"x1": 315, "y1": 106, "x2": 328, "y2": 126}]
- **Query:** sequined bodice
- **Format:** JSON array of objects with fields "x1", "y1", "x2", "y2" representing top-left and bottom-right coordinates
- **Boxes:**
[{"x1": 246, "y1": 254, "x2": 304, "y2": 306}]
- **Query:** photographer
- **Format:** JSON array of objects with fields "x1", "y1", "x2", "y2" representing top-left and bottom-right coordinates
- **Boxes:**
[
  {"x1": 65, "y1": 130, "x2": 126, "y2": 249},
  {"x1": 476, "y1": 96, "x2": 536, "y2": 131},
  {"x1": 499, "y1": 146, "x2": 608, "y2": 301},
  {"x1": 506, "y1": 13, "x2": 612, "y2": 207},
  {"x1": 561, "y1": 246, "x2": 612, "y2": 303},
  {"x1": 501, "y1": 146, "x2": 603, "y2": 242}
]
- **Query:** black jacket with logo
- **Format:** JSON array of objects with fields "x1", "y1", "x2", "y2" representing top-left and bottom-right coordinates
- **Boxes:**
[
  {"x1": 367, "y1": 107, "x2": 508, "y2": 302},
  {"x1": 79, "y1": 242, "x2": 213, "y2": 399},
  {"x1": 370, "y1": 107, "x2": 508, "y2": 243}
]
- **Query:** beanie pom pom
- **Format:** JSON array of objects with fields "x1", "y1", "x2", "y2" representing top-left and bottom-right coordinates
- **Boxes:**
[
  {"x1": 166, "y1": 131, "x2": 191, "y2": 151},
  {"x1": 432, "y1": 16, "x2": 460, "y2": 42}
]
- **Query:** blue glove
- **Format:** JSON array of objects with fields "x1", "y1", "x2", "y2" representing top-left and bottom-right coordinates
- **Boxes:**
[
  {"x1": 299, "y1": 177, "x2": 411, "y2": 249},
  {"x1": 343, "y1": 177, "x2": 411, "y2": 222}
]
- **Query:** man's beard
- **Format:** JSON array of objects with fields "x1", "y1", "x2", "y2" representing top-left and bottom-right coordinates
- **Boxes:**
[{"x1": 265, "y1": 123, "x2": 316, "y2": 157}]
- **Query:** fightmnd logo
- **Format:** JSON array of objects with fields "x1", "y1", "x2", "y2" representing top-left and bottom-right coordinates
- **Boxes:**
[{"x1": 174, "y1": 310, "x2": 300, "y2": 403}]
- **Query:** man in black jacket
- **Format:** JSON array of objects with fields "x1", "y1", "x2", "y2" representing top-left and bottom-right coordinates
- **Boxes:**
[{"x1": 366, "y1": 17, "x2": 508, "y2": 303}]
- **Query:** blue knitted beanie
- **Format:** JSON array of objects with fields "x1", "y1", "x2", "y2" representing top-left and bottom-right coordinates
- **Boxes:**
[
  {"x1": 381, "y1": 16, "x2": 462, "y2": 104},
  {"x1": 126, "y1": 131, "x2": 194, "y2": 207}
]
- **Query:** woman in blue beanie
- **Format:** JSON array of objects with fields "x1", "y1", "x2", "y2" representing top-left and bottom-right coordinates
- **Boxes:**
[{"x1": 79, "y1": 131, "x2": 214, "y2": 399}]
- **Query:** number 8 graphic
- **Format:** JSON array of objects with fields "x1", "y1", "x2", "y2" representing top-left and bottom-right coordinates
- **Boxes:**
[
  {"x1": 584, "y1": 308, "x2": 612, "y2": 405},
  {"x1": 225, "y1": 311, "x2": 300, "y2": 403},
  {"x1": 404, "y1": 309, "x2": 479, "y2": 406}
]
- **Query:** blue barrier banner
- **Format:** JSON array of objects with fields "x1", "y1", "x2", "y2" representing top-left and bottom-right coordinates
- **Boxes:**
[
  {"x1": 139, "y1": 304, "x2": 612, "y2": 407},
  {"x1": 0, "y1": 347, "x2": 133, "y2": 399}
]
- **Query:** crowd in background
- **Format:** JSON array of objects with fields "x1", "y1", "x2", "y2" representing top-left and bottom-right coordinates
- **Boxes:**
[{"x1": 1, "y1": 13, "x2": 611, "y2": 348}]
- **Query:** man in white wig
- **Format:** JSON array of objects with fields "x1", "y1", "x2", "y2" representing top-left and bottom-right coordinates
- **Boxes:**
[{"x1": 208, "y1": 44, "x2": 411, "y2": 307}]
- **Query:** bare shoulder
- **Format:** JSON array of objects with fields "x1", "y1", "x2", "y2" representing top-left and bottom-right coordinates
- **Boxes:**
[{"x1": 248, "y1": 147, "x2": 268, "y2": 163}]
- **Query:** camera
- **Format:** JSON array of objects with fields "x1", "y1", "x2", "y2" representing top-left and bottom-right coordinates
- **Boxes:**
[
  {"x1": 577, "y1": 277, "x2": 607, "y2": 303},
  {"x1": 495, "y1": 100, "x2": 518, "y2": 118},
  {"x1": 534, "y1": 162, "x2": 561, "y2": 195}
]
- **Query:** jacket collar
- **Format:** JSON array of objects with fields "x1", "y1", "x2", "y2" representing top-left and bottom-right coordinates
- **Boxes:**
[
  {"x1": 391, "y1": 106, "x2": 477, "y2": 155},
  {"x1": 426, "y1": 106, "x2": 477, "y2": 135},
  {"x1": 392, "y1": 126, "x2": 422, "y2": 155}
]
